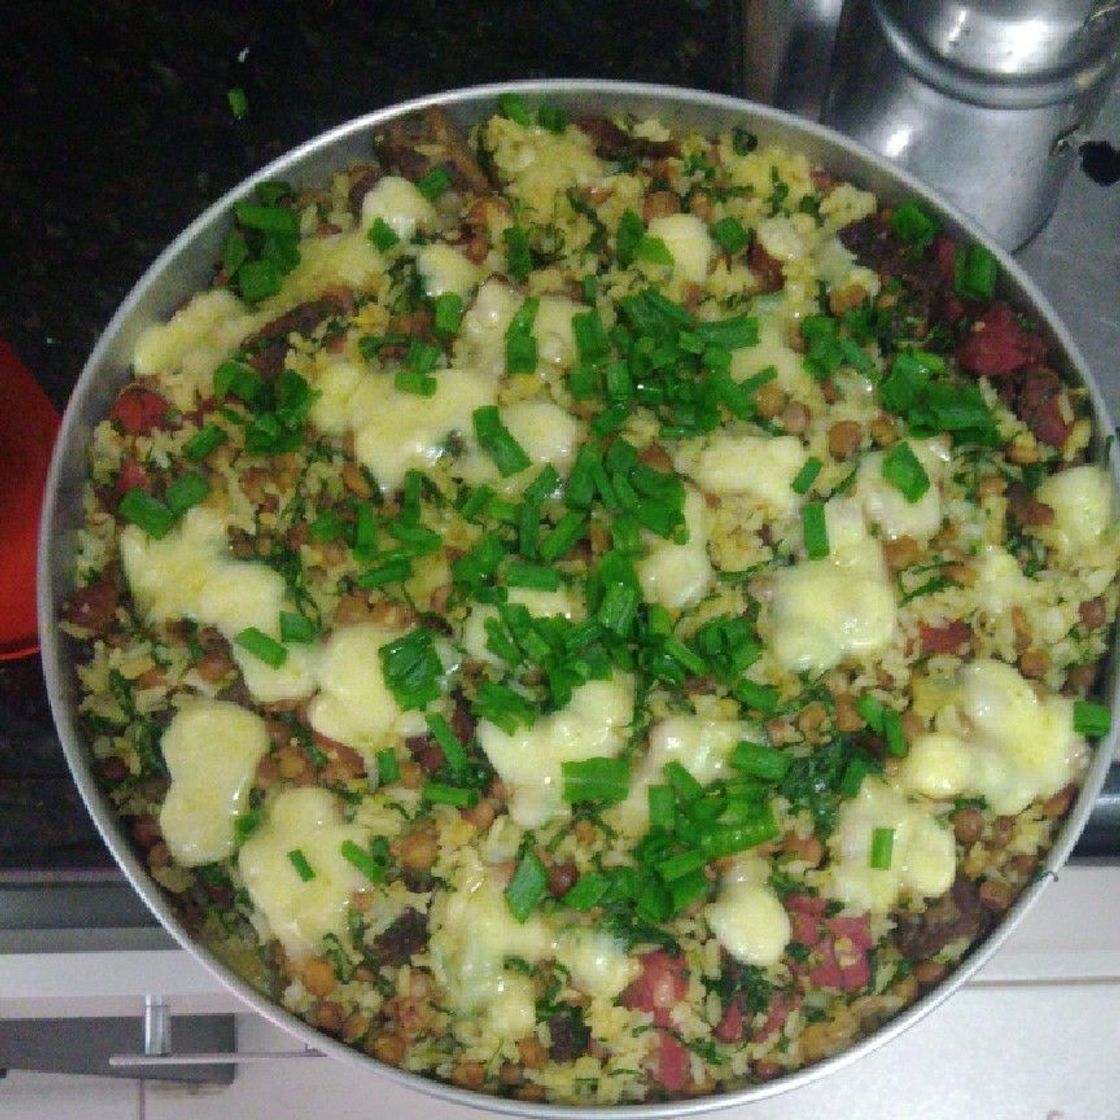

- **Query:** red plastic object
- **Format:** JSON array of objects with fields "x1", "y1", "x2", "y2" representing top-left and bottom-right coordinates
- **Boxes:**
[{"x1": 0, "y1": 340, "x2": 61, "y2": 660}]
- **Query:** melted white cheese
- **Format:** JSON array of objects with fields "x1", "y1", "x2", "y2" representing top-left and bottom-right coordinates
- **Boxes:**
[
  {"x1": 647, "y1": 213, "x2": 713, "y2": 283},
  {"x1": 238, "y1": 787, "x2": 370, "y2": 959},
  {"x1": 306, "y1": 623, "x2": 420, "y2": 764},
  {"x1": 1034, "y1": 464, "x2": 1114, "y2": 556},
  {"x1": 359, "y1": 175, "x2": 437, "y2": 240},
  {"x1": 689, "y1": 433, "x2": 806, "y2": 518},
  {"x1": 755, "y1": 215, "x2": 810, "y2": 263},
  {"x1": 416, "y1": 243, "x2": 482, "y2": 299},
  {"x1": 132, "y1": 289, "x2": 257, "y2": 409},
  {"x1": 120, "y1": 507, "x2": 316, "y2": 702},
  {"x1": 704, "y1": 857, "x2": 791, "y2": 967},
  {"x1": 637, "y1": 486, "x2": 713, "y2": 611},
  {"x1": 614, "y1": 714, "x2": 754, "y2": 833},
  {"x1": 761, "y1": 498, "x2": 896, "y2": 673},
  {"x1": 278, "y1": 230, "x2": 383, "y2": 304},
  {"x1": 533, "y1": 295, "x2": 582, "y2": 371},
  {"x1": 828, "y1": 777, "x2": 956, "y2": 914},
  {"x1": 461, "y1": 586, "x2": 578, "y2": 665},
  {"x1": 974, "y1": 545, "x2": 1038, "y2": 616},
  {"x1": 900, "y1": 659, "x2": 1087, "y2": 815},
  {"x1": 554, "y1": 927, "x2": 639, "y2": 1000},
  {"x1": 159, "y1": 700, "x2": 269, "y2": 867},
  {"x1": 730, "y1": 311, "x2": 815, "y2": 398},
  {"x1": 853, "y1": 437, "x2": 949, "y2": 542},
  {"x1": 477, "y1": 676, "x2": 634, "y2": 828},
  {"x1": 429, "y1": 860, "x2": 553, "y2": 1038},
  {"x1": 309, "y1": 358, "x2": 497, "y2": 492},
  {"x1": 455, "y1": 279, "x2": 522, "y2": 377}
]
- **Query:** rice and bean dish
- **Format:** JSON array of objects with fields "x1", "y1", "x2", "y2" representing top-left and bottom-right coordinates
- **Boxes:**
[{"x1": 62, "y1": 95, "x2": 1119, "y2": 1104}]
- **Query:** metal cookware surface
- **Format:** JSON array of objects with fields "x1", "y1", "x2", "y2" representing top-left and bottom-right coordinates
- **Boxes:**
[{"x1": 37, "y1": 80, "x2": 1120, "y2": 1117}]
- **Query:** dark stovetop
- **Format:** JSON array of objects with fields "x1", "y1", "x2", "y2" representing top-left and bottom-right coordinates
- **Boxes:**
[{"x1": 0, "y1": 0, "x2": 743, "y2": 877}]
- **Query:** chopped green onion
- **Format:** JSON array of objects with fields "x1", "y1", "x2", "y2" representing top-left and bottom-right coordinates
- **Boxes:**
[
  {"x1": 883, "y1": 710, "x2": 908, "y2": 758},
  {"x1": 394, "y1": 370, "x2": 438, "y2": 396},
  {"x1": 165, "y1": 472, "x2": 210, "y2": 517},
  {"x1": 870, "y1": 826, "x2": 895, "y2": 870},
  {"x1": 227, "y1": 86, "x2": 249, "y2": 119},
  {"x1": 452, "y1": 531, "x2": 505, "y2": 587},
  {"x1": 376, "y1": 748, "x2": 400, "y2": 785},
  {"x1": 356, "y1": 557, "x2": 412, "y2": 588},
  {"x1": 857, "y1": 694, "x2": 885, "y2": 733},
  {"x1": 506, "y1": 562, "x2": 561, "y2": 591},
  {"x1": 711, "y1": 215, "x2": 748, "y2": 255},
  {"x1": 235, "y1": 627, "x2": 288, "y2": 668},
  {"x1": 733, "y1": 128, "x2": 758, "y2": 155},
  {"x1": 732, "y1": 679, "x2": 781, "y2": 715},
  {"x1": 237, "y1": 258, "x2": 282, "y2": 303},
  {"x1": 572, "y1": 309, "x2": 610, "y2": 361},
  {"x1": 657, "y1": 849, "x2": 707, "y2": 883},
  {"x1": 498, "y1": 92, "x2": 532, "y2": 125},
  {"x1": 213, "y1": 359, "x2": 265, "y2": 406},
  {"x1": 425, "y1": 712, "x2": 469, "y2": 774},
  {"x1": 279, "y1": 611, "x2": 317, "y2": 644},
  {"x1": 791, "y1": 456, "x2": 822, "y2": 495},
  {"x1": 802, "y1": 501, "x2": 829, "y2": 559},
  {"x1": 234, "y1": 202, "x2": 299, "y2": 236},
  {"x1": 118, "y1": 488, "x2": 177, "y2": 539},
  {"x1": 416, "y1": 165, "x2": 452, "y2": 201},
  {"x1": 891, "y1": 200, "x2": 939, "y2": 249},
  {"x1": 648, "y1": 784, "x2": 676, "y2": 831},
  {"x1": 505, "y1": 297, "x2": 539, "y2": 375},
  {"x1": 340, "y1": 839, "x2": 385, "y2": 883},
  {"x1": 731, "y1": 740, "x2": 792, "y2": 781},
  {"x1": 233, "y1": 809, "x2": 261, "y2": 844},
  {"x1": 1073, "y1": 700, "x2": 1112, "y2": 738},
  {"x1": 537, "y1": 103, "x2": 568, "y2": 134},
  {"x1": 954, "y1": 243, "x2": 999, "y2": 302},
  {"x1": 840, "y1": 754, "x2": 874, "y2": 798},
  {"x1": 881, "y1": 442, "x2": 931, "y2": 503},
  {"x1": 668, "y1": 868, "x2": 710, "y2": 913},
  {"x1": 562, "y1": 756, "x2": 630, "y2": 804},
  {"x1": 663, "y1": 760, "x2": 704, "y2": 804},
  {"x1": 693, "y1": 314, "x2": 759, "y2": 350},
  {"x1": 539, "y1": 511, "x2": 587, "y2": 561},
  {"x1": 616, "y1": 209, "x2": 645, "y2": 267},
  {"x1": 423, "y1": 782, "x2": 478, "y2": 808},
  {"x1": 473, "y1": 405, "x2": 532, "y2": 477},
  {"x1": 474, "y1": 680, "x2": 537, "y2": 733},
  {"x1": 368, "y1": 217, "x2": 400, "y2": 251},
  {"x1": 287, "y1": 848, "x2": 315, "y2": 881},
  {"x1": 505, "y1": 850, "x2": 548, "y2": 923},
  {"x1": 636, "y1": 235, "x2": 674, "y2": 266},
  {"x1": 433, "y1": 291, "x2": 464, "y2": 336},
  {"x1": 563, "y1": 872, "x2": 609, "y2": 911},
  {"x1": 503, "y1": 226, "x2": 532, "y2": 282},
  {"x1": 379, "y1": 629, "x2": 443, "y2": 710},
  {"x1": 184, "y1": 423, "x2": 227, "y2": 461},
  {"x1": 700, "y1": 808, "x2": 780, "y2": 857},
  {"x1": 309, "y1": 509, "x2": 345, "y2": 542}
]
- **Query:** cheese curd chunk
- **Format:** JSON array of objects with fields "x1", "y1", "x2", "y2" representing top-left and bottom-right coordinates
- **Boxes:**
[
  {"x1": 761, "y1": 498, "x2": 896, "y2": 674},
  {"x1": 359, "y1": 175, "x2": 437, "y2": 240},
  {"x1": 239, "y1": 787, "x2": 370, "y2": 960},
  {"x1": 554, "y1": 928, "x2": 639, "y2": 1000},
  {"x1": 429, "y1": 860, "x2": 553, "y2": 1039},
  {"x1": 900, "y1": 659, "x2": 1088, "y2": 815},
  {"x1": 687, "y1": 433, "x2": 806, "y2": 518},
  {"x1": 309, "y1": 358, "x2": 497, "y2": 492},
  {"x1": 648, "y1": 213, "x2": 713, "y2": 283},
  {"x1": 614, "y1": 715, "x2": 755, "y2": 832},
  {"x1": 854, "y1": 437, "x2": 949, "y2": 542},
  {"x1": 477, "y1": 676, "x2": 634, "y2": 829},
  {"x1": 533, "y1": 295, "x2": 582, "y2": 371},
  {"x1": 828, "y1": 777, "x2": 956, "y2": 914},
  {"x1": 416, "y1": 242, "x2": 482, "y2": 299},
  {"x1": 307, "y1": 623, "x2": 419, "y2": 764},
  {"x1": 456, "y1": 279, "x2": 523, "y2": 376},
  {"x1": 159, "y1": 700, "x2": 269, "y2": 867},
  {"x1": 1034, "y1": 464, "x2": 1115, "y2": 556},
  {"x1": 120, "y1": 507, "x2": 316, "y2": 702},
  {"x1": 704, "y1": 857, "x2": 791, "y2": 967},
  {"x1": 132, "y1": 288, "x2": 257, "y2": 409},
  {"x1": 637, "y1": 486, "x2": 713, "y2": 611}
]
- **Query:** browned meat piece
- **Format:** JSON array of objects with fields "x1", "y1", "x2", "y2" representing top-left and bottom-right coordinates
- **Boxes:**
[
  {"x1": 1014, "y1": 367, "x2": 1072, "y2": 449},
  {"x1": 377, "y1": 107, "x2": 490, "y2": 195},
  {"x1": 1006, "y1": 482, "x2": 1055, "y2": 528},
  {"x1": 546, "y1": 1009, "x2": 591, "y2": 1061},
  {"x1": 243, "y1": 289, "x2": 354, "y2": 378},
  {"x1": 957, "y1": 302, "x2": 1049, "y2": 379},
  {"x1": 748, "y1": 239, "x2": 784, "y2": 293},
  {"x1": 895, "y1": 875, "x2": 987, "y2": 961},
  {"x1": 373, "y1": 908, "x2": 428, "y2": 965},
  {"x1": 839, "y1": 215, "x2": 942, "y2": 303},
  {"x1": 62, "y1": 574, "x2": 120, "y2": 635},
  {"x1": 574, "y1": 115, "x2": 680, "y2": 161}
]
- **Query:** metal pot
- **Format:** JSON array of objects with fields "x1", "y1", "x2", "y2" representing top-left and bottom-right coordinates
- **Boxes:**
[{"x1": 37, "y1": 79, "x2": 1120, "y2": 1117}]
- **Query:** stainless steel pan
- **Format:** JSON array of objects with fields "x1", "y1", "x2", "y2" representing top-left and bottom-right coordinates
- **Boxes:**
[{"x1": 37, "y1": 79, "x2": 1120, "y2": 1117}]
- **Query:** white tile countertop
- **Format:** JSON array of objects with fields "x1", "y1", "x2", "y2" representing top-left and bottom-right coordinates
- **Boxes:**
[{"x1": 2, "y1": 862, "x2": 1118, "y2": 1120}]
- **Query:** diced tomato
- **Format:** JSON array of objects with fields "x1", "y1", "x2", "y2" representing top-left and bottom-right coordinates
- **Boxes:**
[
  {"x1": 957, "y1": 302, "x2": 1048, "y2": 378},
  {"x1": 109, "y1": 386, "x2": 173, "y2": 435},
  {"x1": 918, "y1": 619, "x2": 971, "y2": 655},
  {"x1": 655, "y1": 1031, "x2": 691, "y2": 1093},
  {"x1": 622, "y1": 951, "x2": 689, "y2": 1028}
]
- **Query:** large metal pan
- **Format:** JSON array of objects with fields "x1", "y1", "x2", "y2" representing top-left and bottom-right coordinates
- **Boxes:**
[{"x1": 37, "y1": 79, "x2": 1120, "y2": 1116}]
